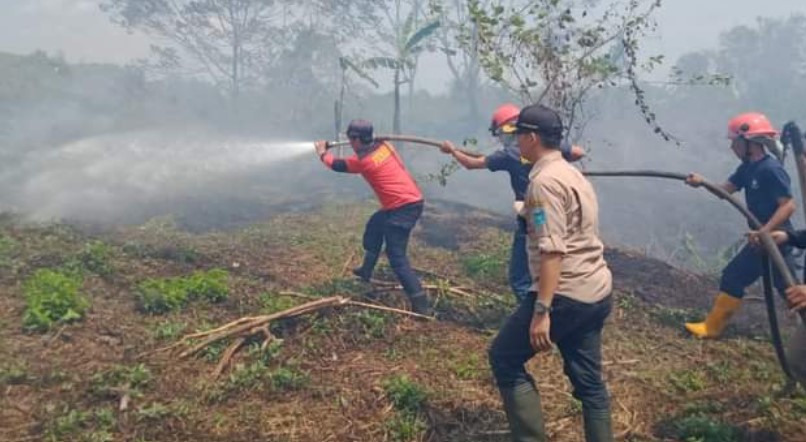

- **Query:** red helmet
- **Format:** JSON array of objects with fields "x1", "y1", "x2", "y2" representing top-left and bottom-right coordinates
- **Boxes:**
[
  {"x1": 490, "y1": 103, "x2": 520, "y2": 134},
  {"x1": 727, "y1": 112, "x2": 778, "y2": 140}
]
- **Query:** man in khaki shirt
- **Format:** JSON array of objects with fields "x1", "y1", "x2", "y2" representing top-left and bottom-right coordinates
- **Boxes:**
[{"x1": 488, "y1": 104, "x2": 614, "y2": 442}]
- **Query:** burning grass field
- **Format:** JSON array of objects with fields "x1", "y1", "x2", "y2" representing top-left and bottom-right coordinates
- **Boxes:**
[{"x1": 0, "y1": 202, "x2": 804, "y2": 442}]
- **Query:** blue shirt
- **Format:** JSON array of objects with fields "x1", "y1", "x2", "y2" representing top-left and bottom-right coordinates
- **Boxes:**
[
  {"x1": 728, "y1": 154, "x2": 793, "y2": 228},
  {"x1": 485, "y1": 142, "x2": 573, "y2": 202}
]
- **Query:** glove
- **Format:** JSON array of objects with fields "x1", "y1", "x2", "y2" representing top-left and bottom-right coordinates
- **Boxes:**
[
  {"x1": 513, "y1": 200, "x2": 525, "y2": 216},
  {"x1": 314, "y1": 140, "x2": 328, "y2": 157}
]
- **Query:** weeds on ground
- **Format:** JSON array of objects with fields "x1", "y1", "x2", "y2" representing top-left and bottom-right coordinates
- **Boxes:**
[
  {"x1": 669, "y1": 415, "x2": 741, "y2": 442},
  {"x1": 207, "y1": 359, "x2": 308, "y2": 403},
  {"x1": 23, "y1": 269, "x2": 88, "y2": 332},
  {"x1": 46, "y1": 406, "x2": 118, "y2": 442},
  {"x1": 150, "y1": 320, "x2": 186, "y2": 341},
  {"x1": 461, "y1": 251, "x2": 507, "y2": 283},
  {"x1": 450, "y1": 353, "x2": 483, "y2": 380},
  {"x1": 350, "y1": 310, "x2": 389, "y2": 339},
  {"x1": 136, "y1": 402, "x2": 189, "y2": 423},
  {"x1": 0, "y1": 233, "x2": 17, "y2": 268},
  {"x1": 650, "y1": 305, "x2": 701, "y2": 328},
  {"x1": 259, "y1": 292, "x2": 299, "y2": 314},
  {"x1": 0, "y1": 360, "x2": 29, "y2": 385},
  {"x1": 90, "y1": 364, "x2": 153, "y2": 400},
  {"x1": 136, "y1": 269, "x2": 229, "y2": 314},
  {"x1": 307, "y1": 277, "x2": 366, "y2": 297},
  {"x1": 383, "y1": 374, "x2": 428, "y2": 441},
  {"x1": 75, "y1": 240, "x2": 115, "y2": 277},
  {"x1": 668, "y1": 370, "x2": 707, "y2": 393}
]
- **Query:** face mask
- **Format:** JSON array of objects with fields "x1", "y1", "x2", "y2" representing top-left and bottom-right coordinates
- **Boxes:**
[{"x1": 498, "y1": 133, "x2": 520, "y2": 159}]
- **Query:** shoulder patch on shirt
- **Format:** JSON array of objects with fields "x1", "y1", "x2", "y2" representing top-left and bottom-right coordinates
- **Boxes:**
[
  {"x1": 533, "y1": 206, "x2": 546, "y2": 227},
  {"x1": 371, "y1": 145, "x2": 392, "y2": 165}
]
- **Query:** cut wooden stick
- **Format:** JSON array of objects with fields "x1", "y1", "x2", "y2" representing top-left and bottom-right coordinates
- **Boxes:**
[
  {"x1": 159, "y1": 294, "x2": 432, "y2": 377},
  {"x1": 346, "y1": 300, "x2": 434, "y2": 320},
  {"x1": 213, "y1": 337, "x2": 246, "y2": 378}
]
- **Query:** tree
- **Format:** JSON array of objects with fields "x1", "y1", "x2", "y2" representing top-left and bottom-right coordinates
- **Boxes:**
[
  {"x1": 362, "y1": 1, "x2": 441, "y2": 134},
  {"x1": 465, "y1": 0, "x2": 666, "y2": 138},
  {"x1": 712, "y1": 14, "x2": 806, "y2": 121},
  {"x1": 100, "y1": 0, "x2": 280, "y2": 104},
  {"x1": 432, "y1": 0, "x2": 483, "y2": 124}
]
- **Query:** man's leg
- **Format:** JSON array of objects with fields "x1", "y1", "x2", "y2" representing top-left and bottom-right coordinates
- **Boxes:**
[
  {"x1": 489, "y1": 295, "x2": 545, "y2": 442},
  {"x1": 384, "y1": 203, "x2": 430, "y2": 314},
  {"x1": 508, "y1": 217, "x2": 532, "y2": 303},
  {"x1": 555, "y1": 297, "x2": 613, "y2": 442},
  {"x1": 787, "y1": 320, "x2": 806, "y2": 385},
  {"x1": 686, "y1": 244, "x2": 759, "y2": 338},
  {"x1": 353, "y1": 210, "x2": 386, "y2": 282}
]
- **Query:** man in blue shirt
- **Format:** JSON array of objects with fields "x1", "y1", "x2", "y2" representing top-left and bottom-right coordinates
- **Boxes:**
[
  {"x1": 440, "y1": 103, "x2": 584, "y2": 303},
  {"x1": 685, "y1": 112, "x2": 796, "y2": 338}
]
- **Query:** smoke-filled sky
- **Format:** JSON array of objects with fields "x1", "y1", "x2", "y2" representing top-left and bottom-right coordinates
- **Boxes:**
[{"x1": 1, "y1": 0, "x2": 805, "y2": 92}]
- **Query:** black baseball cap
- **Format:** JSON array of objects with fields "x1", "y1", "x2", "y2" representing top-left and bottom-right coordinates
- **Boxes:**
[
  {"x1": 515, "y1": 104, "x2": 563, "y2": 143},
  {"x1": 346, "y1": 119, "x2": 374, "y2": 143}
]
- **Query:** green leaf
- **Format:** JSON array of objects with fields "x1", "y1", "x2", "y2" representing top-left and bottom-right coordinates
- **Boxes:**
[
  {"x1": 363, "y1": 57, "x2": 402, "y2": 71},
  {"x1": 339, "y1": 57, "x2": 379, "y2": 88},
  {"x1": 404, "y1": 21, "x2": 441, "y2": 53}
]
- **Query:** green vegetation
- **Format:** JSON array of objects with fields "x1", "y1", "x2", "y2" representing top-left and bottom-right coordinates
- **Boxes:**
[
  {"x1": 136, "y1": 269, "x2": 229, "y2": 314},
  {"x1": 76, "y1": 240, "x2": 115, "y2": 277},
  {"x1": 0, "y1": 233, "x2": 17, "y2": 268},
  {"x1": 383, "y1": 374, "x2": 428, "y2": 441},
  {"x1": 259, "y1": 292, "x2": 298, "y2": 314},
  {"x1": 668, "y1": 370, "x2": 707, "y2": 393},
  {"x1": 383, "y1": 374, "x2": 427, "y2": 414},
  {"x1": 23, "y1": 269, "x2": 88, "y2": 332},
  {"x1": 45, "y1": 406, "x2": 118, "y2": 442},
  {"x1": 150, "y1": 320, "x2": 186, "y2": 341},
  {"x1": 90, "y1": 364, "x2": 153, "y2": 400},
  {"x1": 670, "y1": 415, "x2": 741, "y2": 442}
]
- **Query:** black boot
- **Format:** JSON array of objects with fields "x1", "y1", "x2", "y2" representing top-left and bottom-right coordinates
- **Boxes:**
[
  {"x1": 582, "y1": 407, "x2": 614, "y2": 442},
  {"x1": 500, "y1": 382, "x2": 546, "y2": 442},
  {"x1": 408, "y1": 292, "x2": 433, "y2": 316},
  {"x1": 352, "y1": 251, "x2": 379, "y2": 282}
]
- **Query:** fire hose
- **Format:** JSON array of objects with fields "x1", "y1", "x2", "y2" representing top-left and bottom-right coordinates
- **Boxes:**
[{"x1": 326, "y1": 134, "x2": 804, "y2": 379}]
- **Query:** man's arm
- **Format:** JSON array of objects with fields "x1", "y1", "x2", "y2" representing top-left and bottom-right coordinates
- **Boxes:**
[
  {"x1": 761, "y1": 166, "x2": 796, "y2": 232},
  {"x1": 685, "y1": 173, "x2": 738, "y2": 194},
  {"x1": 527, "y1": 179, "x2": 568, "y2": 352},
  {"x1": 761, "y1": 197, "x2": 795, "y2": 232},
  {"x1": 440, "y1": 141, "x2": 486, "y2": 169},
  {"x1": 315, "y1": 141, "x2": 361, "y2": 173}
]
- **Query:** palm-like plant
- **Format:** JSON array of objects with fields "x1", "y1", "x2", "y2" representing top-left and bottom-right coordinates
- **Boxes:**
[{"x1": 363, "y1": 6, "x2": 440, "y2": 134}]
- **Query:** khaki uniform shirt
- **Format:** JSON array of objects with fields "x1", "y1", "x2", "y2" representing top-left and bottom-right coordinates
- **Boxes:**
[{"x1": 522, "y1": 150, "x2": 612, "y2": 303}]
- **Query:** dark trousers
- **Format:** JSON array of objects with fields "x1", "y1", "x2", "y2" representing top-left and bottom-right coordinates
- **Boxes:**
[
  {"x1": 361, "y1": 201, "x2": 424, "y2": 296},
  {"x1": 509, "y1": 217, "x2": 532, "y2": 303},
  {"x1": 720, "y1": 243, "x2": 796, "y2": 299},
  {"x1": 489, "y1": 293, "x2": 613, "y2": 413}
]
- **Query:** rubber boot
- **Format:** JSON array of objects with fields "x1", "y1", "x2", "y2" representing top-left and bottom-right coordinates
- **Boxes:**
[
  {"x1": 582, "y1": 408, "x2": 614, "y2": 442},
  {"x1": 408, "y1": 292, "x2": 433, "y2": 316},
  {"x1": 352, "y1": 251, "x2": 380, "y2": 282},
  {"x1": 684, "y1": 293, "x2": 742, "y2": 339},
  {"x1": 499, "y1": 382, "x2": 546, "y2": 442}
]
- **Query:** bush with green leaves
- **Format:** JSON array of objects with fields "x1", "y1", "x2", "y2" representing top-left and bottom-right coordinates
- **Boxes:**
[
  {"x1": 672, "y1": 415, "x2": 741, "y2": 442},
  {"x1": 77, "y1": 240, "x2": 115, "y2": 276},
  {"x1": 136, "y1": 269, "x2": 229, "y2": 314},
  {"x1": 383, "y1": 374, "x2": 427, "y2": 414},
  {"x1": 0, "y1": 233, "x2": 17, "y2": 268},
  {"x1": 90, "y1": 364, "x2": 152, "y2": 399},
  {"x1": 23, "y1": 269, "x2": 88, "y2": 332}
]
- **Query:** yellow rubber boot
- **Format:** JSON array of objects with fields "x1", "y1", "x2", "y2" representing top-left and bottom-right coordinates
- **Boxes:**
[{"x1": 685, "y1": 293, "x2": 742, "y2": 339}]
